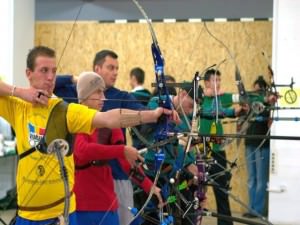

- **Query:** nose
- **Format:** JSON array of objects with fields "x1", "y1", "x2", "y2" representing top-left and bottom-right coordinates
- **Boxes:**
[
  {"x1": 113, "y1": 71, "x2": 118, "y2": 78},
  {"x1": 101, "y1": 92, "x2": 106, "y2": 100},
  {"x1": 47, "y1": 71, "x2": 55, "y2": 81},
  {"x1": 113, "y1": 66, "x2": 118, "y2": 75}
]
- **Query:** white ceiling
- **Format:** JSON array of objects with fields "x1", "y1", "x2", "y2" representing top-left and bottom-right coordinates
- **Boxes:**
[{"x1": 35, "y1": 0, "x2": 273, "y2": 21}]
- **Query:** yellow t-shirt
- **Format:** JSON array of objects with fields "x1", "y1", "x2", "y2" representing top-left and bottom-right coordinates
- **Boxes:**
[{"x1": 0, "y1": 96, "x2": 97, "y2": 220}]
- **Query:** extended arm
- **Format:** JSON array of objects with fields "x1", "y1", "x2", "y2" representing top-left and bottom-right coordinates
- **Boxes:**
[
  {"x1": 74, "y1": 133, "x2": 126, "y2": 164},
  {"x1": 92, "y1": 107, "x2": 180, "y2": 129}
]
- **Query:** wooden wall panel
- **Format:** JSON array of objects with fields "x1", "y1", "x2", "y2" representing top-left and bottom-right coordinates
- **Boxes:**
[{"x1": 35, "y1": 21, "x2": 272, "y2": 213}]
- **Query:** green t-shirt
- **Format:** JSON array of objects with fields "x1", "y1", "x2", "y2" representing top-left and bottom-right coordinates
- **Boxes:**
[
  {"x1": 199, "y1": 92, "x2": 264, "y2": 152},
  {"x1": 199, "y1": 93, "x2": 234, "y2": 152}
]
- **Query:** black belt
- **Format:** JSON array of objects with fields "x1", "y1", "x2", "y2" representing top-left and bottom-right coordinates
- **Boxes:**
[
  {"x1": 18, "y1": 192, "x2": 73, "y2": 211},
  {"x1": 19, "y1": 147, "x2": 36, "y2": 160},
  {"x1": 75, "y1": 160, "x2": 108, "y2": 170}
]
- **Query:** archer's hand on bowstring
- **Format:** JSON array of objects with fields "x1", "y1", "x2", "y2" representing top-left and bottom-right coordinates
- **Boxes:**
[
  {"x1": 265, "y1": 92, "x2": 279, "y2": 105},
  {"x1": 124, "y1": 145, "x2": 144, "y2": 166},
  {"x1": 124, "y1": 152, "x2": 164, "y2": 208},
  {"x1": 153, "y1": 186, "x2": 164, "y2": 209},
  {"x1": 235, "y1": 104, "x2": 250, "y2": 132},
  {"x1": 234, "y1": 104, "x2": 250, "y2": 117},
  {"x1": 14, "y1": 86, "x2": 49, "y2": 106}
]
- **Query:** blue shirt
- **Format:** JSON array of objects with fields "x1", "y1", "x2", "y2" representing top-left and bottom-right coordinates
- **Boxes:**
[{"x1": 54, "y1": 75, "x2": 78, "y2": 103}]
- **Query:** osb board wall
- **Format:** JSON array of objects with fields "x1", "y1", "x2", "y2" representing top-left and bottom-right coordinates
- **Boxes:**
[{"x1": 35, "y1": 21, "x2": 272, "y2": 213}]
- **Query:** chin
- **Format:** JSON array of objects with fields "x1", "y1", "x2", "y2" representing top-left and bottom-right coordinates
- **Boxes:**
[{"x1": 47, "y1": 88, "x2": 54, "y2": 95}]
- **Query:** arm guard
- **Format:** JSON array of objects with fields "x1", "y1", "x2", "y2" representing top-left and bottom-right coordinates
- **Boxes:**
[{"x1": 120, "y1": 109, "x2": 142, "y2": 127}]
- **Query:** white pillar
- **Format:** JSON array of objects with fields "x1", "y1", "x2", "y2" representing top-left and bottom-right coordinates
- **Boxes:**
[
  {"x1": 0, "y1": 0, "x2": 35, "y2": 86},
  {"x1": 269, "y1": 0, "x2": 300, "y2": 224},
  {"x1": 0, "y1": 0, "x2": 14, "y2": 84},
  {"x1": 0, "y1": 0, "x2": 34, "y2": 198}
]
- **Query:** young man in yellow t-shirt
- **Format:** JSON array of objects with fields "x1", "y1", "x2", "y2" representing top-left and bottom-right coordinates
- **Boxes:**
[{"x1": 0, "y1": 46, "x2": 179, "y2": 225}]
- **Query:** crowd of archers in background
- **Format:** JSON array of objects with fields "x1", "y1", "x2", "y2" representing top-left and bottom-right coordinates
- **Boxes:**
[
  {"x1": 0, "y1": 46, "x2": 277, "y2": 225},
  {"x1": 54, "y1": 48, "x2": 276, "y2": 225}
]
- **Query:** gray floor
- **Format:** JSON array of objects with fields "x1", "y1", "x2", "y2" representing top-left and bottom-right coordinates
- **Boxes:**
[
  {"x1": 0, "y1": 210, "x2": 15, "y2": 225},
  {"x1": 202, "y1": 212, "x2": 269, "y2": 225},
  {"x1": 0, "y1": 209, "x2": 269, "y2": 225}
]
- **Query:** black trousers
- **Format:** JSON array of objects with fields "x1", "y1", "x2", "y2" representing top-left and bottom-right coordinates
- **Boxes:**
[{"x1": 210, "y1": 151, "x2": 233, "y2": 225}]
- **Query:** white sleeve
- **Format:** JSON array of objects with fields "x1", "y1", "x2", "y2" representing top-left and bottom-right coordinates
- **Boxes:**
[{"x1": 232, "y1": 94, "x2": 240, "y2": 103}]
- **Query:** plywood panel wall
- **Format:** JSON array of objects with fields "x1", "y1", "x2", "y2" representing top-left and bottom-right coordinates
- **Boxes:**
[{"x1": 35, "y1": 21, "x2": 272, "y2": 214}]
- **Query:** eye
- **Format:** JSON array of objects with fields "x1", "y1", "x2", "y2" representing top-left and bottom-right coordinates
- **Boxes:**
[
  {"x1": 41, "y1": 67, "x2": 48, "y2": 73},
  {"x1": 106, "y1": 65, "x2": 118, "y2": 71},
  {"x1": 107, "y1": 65, "x2": 114, "y2": 71},
  {"x1": 96, "y1": 90, "x2": 104, "y2": 96}
]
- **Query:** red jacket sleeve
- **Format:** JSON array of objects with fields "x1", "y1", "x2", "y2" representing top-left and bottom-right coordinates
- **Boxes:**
[
  {"x1": 110, "y1": 128, "x2": 125, "y2": 144},
  {"x1": 118, "y1": 158, "x2": 153, "y2": 193},
  {"x1": 74, "y1": 130, "x2": 125, "y2": 165}
]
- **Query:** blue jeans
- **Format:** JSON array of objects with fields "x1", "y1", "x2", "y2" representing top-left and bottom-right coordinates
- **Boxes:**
[
  {"x1": 15, "y1": 212, "x2": 77, "y2": 225},
  {"x1": 245, "y1": 145, "x2": 270, "y2": 215},
  {"x1": 76, "y1": 211, "x2": 119, "y2": 225}
]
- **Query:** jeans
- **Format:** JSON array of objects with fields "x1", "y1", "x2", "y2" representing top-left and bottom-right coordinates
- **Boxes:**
[
  {"x1": 245, "y1": 145, "x2": 270, "y2": 215},
  {"x1": 15, "y1": 212, "x2": 77, "y2": 225},
  {"x1": 76, "y1": 211, "x2": 119, "y2": 225}
]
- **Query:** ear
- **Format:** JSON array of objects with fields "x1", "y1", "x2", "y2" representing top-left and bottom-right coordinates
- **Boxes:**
[
  {"x1": 26, "y1": 68, "x2": 32, "y2": 81},
  {"x1": 94, "y1": 64, "x2": 101, "y2": 74}
]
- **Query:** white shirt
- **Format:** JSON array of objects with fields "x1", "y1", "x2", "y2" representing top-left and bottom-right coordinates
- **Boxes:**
[{"x1": 131, "y1": 85, "x2": 145, "y2": 92}]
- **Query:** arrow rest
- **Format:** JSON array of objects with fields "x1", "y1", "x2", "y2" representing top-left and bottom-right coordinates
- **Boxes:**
[
  {"x1": 251, "y1": 101, "x2": 265, "y2": 114},
  {"x1": 47, "y1": 139, "x2": 70, "y2": 156}
]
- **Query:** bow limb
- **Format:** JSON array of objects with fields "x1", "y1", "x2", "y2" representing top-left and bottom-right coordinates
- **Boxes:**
[
  {"x1": 262, "y1": 51, "x2": 279, "y2": 117},
  {"x1": 48, "y1": 140, "x2": 71, "y2": 225},
  {"x1": 131, "y1": 0, "x2": 172, "y2": 110},
  {"x1": 39, "y1": 102, "x2": 72, "y2": 225},
  {"x1": 184, "y1": 72, "x2": 207, "y2": 225},
  {"x1": 56, "y1": 2, "x2": 85, "y2": 70},
  {"x1": 240, "y1": 26, "x2": 278, "y2": 166},
  {"x1": 129, "y1": 0, "x2": 176, "y2": 224},
  {"x1": 183, "y1": 72, "x2": 201, "y2": 155}
]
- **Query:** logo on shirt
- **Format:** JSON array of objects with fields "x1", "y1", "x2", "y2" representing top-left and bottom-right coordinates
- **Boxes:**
[
  {"x1": 28, "y1": 123, "x2": 45, "y2": 147},
  {"x1": 36, "y1": 165, "x2": 45, "y2": 176}
]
